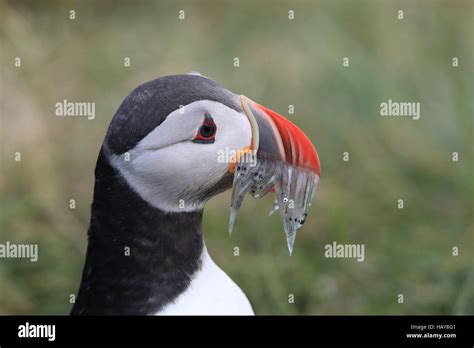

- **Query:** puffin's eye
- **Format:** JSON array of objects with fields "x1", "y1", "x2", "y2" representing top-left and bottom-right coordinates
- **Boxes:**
[
  {"x1": 199, "y1": 124, "x2": 215, "y2": 138},
  {"x1": 193, "y1": 113, "x2": 216, "y2": 144}
]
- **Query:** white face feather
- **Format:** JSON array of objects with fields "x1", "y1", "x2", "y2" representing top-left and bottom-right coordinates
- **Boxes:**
[{"x1": 108, "y1": 100, "x2": 252, "y2": 212}]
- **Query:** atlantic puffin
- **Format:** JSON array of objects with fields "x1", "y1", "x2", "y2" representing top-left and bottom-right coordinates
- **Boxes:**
[{"x1": 71, "y1": 74, "x2": 320, "y2": 315}]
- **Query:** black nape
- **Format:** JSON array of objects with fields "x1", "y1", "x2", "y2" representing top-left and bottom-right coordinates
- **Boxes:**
[{"x1": 71, "y1": 149, "x2": 203, "y2": 315}]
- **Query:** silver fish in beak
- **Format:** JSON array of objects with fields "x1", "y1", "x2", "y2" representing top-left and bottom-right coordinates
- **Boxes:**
[{"x1": 229, "y1": 96, "x2": 321, "y2": 255}]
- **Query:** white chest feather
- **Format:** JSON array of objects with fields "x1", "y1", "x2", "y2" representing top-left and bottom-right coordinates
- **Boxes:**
[{"x1": 157, "y1": 247, "x2": 254, "y2": 315}]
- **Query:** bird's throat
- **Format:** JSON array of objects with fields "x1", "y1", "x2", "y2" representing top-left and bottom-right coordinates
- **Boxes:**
[{"x1": 71, "y1": 149, "x2": 204, "y2": 315}]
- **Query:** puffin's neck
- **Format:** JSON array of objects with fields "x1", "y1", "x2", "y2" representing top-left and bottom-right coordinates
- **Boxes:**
[{"x1": 71, "y1": 149, "x2": 204, "y2": 315}]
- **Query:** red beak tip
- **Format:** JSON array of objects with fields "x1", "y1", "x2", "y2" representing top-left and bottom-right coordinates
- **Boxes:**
[{"x1": 254, "y1": 102, "x2": 320, "y2": 177}]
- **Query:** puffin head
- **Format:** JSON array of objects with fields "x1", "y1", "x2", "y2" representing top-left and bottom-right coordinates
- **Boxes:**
[
  {"x1": 71, "y1": 73, "x2": 322, "y2": 315},
  {"x1": 103, "y1": 74, "x2": 320, "y2": 251}
]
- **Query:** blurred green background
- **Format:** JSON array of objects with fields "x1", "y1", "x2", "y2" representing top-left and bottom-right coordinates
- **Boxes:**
[{"x1": 1, "y1": 0, "x2": 473, "y2": 315}]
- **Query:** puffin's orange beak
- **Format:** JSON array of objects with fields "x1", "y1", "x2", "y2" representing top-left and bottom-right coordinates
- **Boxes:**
[{"x1": 240, "y1": 95, "x2": 321, "y2": 179}]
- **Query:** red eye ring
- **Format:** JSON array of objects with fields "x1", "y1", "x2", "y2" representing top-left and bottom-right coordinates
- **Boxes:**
[{"x1": 193, "y1": 113, "x2": 216, "y2": 144}]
